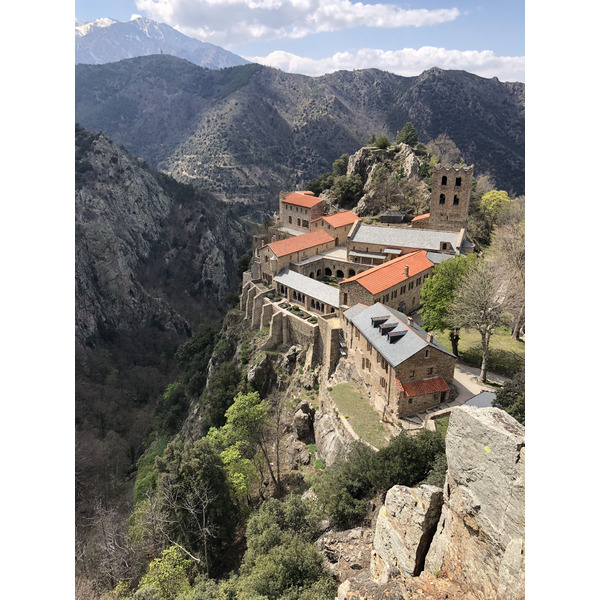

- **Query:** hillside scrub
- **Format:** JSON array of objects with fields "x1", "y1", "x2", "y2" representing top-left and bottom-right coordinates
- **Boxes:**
[{"x1": 314, "y1": 430, "x2": 445, "y2": 529}]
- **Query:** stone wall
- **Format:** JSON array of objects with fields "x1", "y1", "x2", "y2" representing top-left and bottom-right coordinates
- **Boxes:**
[{"x1": 429, "y1": 165, "x2": 473, "y2": 233}]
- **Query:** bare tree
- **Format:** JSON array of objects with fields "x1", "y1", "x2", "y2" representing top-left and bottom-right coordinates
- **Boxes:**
[
  {"x1": 448, "y1": 259, "x2": 512, "y2": 382},
  {"x1": 488, "y1": 217, "x2": 525, "y2": 339}
]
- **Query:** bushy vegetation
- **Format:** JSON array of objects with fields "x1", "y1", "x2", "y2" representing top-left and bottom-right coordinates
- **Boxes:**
[{"x1": 314, "y1": 430, "x2": 445, "y2": 529}]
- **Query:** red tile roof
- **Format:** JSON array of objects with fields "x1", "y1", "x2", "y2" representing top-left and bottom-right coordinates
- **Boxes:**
[
  {"x1": 411, "y1": 213, "x2": 430, "y2": 222},
  {"x1": 267, "y1": 229, "x2": 334, "y2": 257},
  {"x1": 396, "y1": 377, "x2": 450, "y2": 398},
  {"x1": 315, "y1": 211, "x2": 361, "y2": 228},
  {"x1": 339, "y1": 250, "x2": 433, "y2": 294},
  {"x1": 282, "y1": 191, "x2": 323, "y2": 208}
]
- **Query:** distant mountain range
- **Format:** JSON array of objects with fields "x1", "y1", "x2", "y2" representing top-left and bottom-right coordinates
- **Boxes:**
[
  {"x1": 75, "y1": 17, "x2": 250, "y2": 69},
  {"x1": 76, "y1": 56, "x2": 525, "y2": 208}
]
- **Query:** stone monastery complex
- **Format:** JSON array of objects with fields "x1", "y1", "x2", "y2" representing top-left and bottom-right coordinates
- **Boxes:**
[{"x1": 241, "y1": 164, "x2": 474, "y2": 423}]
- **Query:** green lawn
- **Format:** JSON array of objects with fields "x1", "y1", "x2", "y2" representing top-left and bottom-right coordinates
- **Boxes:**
[
  {"x1": 435, "y1": 326, "x2": 524, "y2": 377},
  {"x1": 330, "y1": 383, "x2": 390, "y2": 449}
]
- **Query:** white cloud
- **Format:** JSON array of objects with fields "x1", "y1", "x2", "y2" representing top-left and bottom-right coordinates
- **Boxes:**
[
  {"x1": 245, "y1": 47, "x2": 525, "y2": 82},
  {"x1": 135, "y1": 0, "x2": 460, "y2": 44}
]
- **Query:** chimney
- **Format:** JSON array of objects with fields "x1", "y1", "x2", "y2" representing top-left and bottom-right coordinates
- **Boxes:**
[
  {"x1": 404, "y1": 265, "x2": 409, "y2": 277},
  {"x1": 427, "y1": 331, "x2": 434, "y2": 343},
  {"x1": 407, "y1": 316, "x2": 413, "y2": 327}
]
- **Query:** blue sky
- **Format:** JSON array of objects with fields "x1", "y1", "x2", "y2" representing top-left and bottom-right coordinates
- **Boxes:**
[{"x1": 75, "y1": 1, "x2": 525, "y2": 81}]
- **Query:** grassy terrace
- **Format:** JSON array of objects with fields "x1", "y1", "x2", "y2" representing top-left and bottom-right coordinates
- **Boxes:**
[
  {"x1": 330, "y1": 383, "x2": 390, "y2": 449},
  {"x1": 435, "y1": 325, "x2": 525, "y2": 377}
]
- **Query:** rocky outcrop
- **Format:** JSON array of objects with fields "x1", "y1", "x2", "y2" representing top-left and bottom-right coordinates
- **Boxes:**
[
  {"x1": 424, "y1": 407, "x2": 525, "y2": 600},
  {"x1": 370, "y1": 485, "x2": 443, "y2": 581},
  {"x1": 316, "y1": 527, "x2": 374, "y2": 583},
  {"x1": 341, "y1": 406, "x2": 525, "y2": 600},
  {"x1": 313, "y1": 410, "x2": 353, "y2": 466}
]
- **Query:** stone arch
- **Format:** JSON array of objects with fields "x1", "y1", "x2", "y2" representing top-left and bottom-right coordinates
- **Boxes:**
[
  {"x1": 336, "y1": 269, "x2": 344, "y2": 278},
  {"x1": 325, "y1": 267, "x2": 332, "y2": 277},
  {"x1": 439, "y1": 193, "x2": 446, "y2": 205},
  {"x1": 309, "y1": 272, "x2": 315, "y2": 278},
  {"x1": 348, "y1": 269, "x2": 356, "y2": 277}
]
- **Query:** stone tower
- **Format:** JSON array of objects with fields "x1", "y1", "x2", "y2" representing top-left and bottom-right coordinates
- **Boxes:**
[{"x1": 429, "y1": 164, "x2": 473, "y2": 232}]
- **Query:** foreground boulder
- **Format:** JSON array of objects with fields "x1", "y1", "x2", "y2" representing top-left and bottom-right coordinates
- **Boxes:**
[
  {"x1": 371, "y1": 485, "x2": 443, "y2": 582},
  {"x1": 424, "y1": 407, "x2": 525, "y2": 600}
]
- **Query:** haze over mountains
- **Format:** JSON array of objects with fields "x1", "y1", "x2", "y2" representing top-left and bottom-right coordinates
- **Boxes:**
[
  {"x1": 76, "y1": 56, "x2": 524, "y2": 209},
  {"x1": 76, "y1": 17, "x2": 250, "y2": 69}
]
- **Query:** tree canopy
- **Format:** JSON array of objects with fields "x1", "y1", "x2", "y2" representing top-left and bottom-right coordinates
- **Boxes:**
[{"x1": 396, "y1": 122, "x2": 418, "y2": 146}]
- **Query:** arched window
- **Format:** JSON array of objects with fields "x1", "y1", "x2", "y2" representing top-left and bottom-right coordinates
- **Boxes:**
[
  {"x1": 455, "y1": 177, "x2": 462, "y2": 186},
  {"x1": 441, "y1": 175, "x2": 447, "y2": 185},
  {"x1": 439, "y1": 193, "x2": 446, "y2": 205},
  {"x1": 325, "y1": 268, "x2": 332, "y2": 276},
  {"x1": 316, "y1": 269, "x2": 321, "y2": 277},
  {"x1": 348, "y1": 269, "x2": 355, "y2": 277},
  {"x1": 453, "y1": 195, "x2": 459, "y2": 205},
  {"x1": 336, "y1": 270, "x2": 344, "y2": 278},
  {"x1": 309, "y1": 272, "x2": 315, "y2": 278}
]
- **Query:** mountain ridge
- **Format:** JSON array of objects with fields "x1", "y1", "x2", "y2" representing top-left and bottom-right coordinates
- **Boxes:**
[{"x1": 76, "y1": 57, "x2": 524, "y2": 209}]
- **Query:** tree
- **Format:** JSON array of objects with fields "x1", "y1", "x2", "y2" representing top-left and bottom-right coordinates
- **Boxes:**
[
  {"x1": 396, "y1": 122, "x2": 418, "y2": 146},
  {"x1": 331, "y1": 173, "x2": 364, "y2": 209},
  {"x1": 420, "y1": 254, "x2": 478, "y2": 356},
  {"x1": 137, "y1": 546, "x2": 191, "y2": 600},
  {"x1": 480, "y1": 190, "x2": 513, "y2": 224},
  {"x1": 332, "y1": 153, "x2": 349, "y2": 176},
  {"x1": 488, "y1": 216, "x2": 525, "y2": 339},
  {"x1": 375, "y1": 135, "x2": 390, "y2": 149},
  {"x1": 448, "y1": 259, "x2": 510, "y2": 382},
  {"x1": 155, "y1": 438, "x2": 237, "y2": 574},
  {"x1": 493, "y1": 369, "x2": 525, "y2": 425},
  {"x1": 426, "y1": 134, "x2": 461, "y2": 166},
  {"x1": 216, "y1": 391, "x2": 282, "y2": 496}
]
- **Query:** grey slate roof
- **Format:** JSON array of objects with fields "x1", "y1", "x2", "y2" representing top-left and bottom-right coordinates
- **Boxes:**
[
  {"x1": 350, "y1": 224, "x2": 461, "y2": 253},
  {"x1": 426, "y1": 252, "x2": 454, "y2": 264},
  {"x1": 343, "y1": 302, "x2": 454, "y2": 367},
  {"x1": 275, "y1": 268, "x2": 340, "y2": 307},
  {"x1": 465, "y1": 391, "x2": 497, "y2": 408}
]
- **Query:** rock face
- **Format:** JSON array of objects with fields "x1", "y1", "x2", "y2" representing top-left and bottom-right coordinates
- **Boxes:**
[
  {"x1": 316, "y1": 527, "x2": 374, "y2": 583},
  {"x1": 313, "y1": 410, "x2": 352, "y2": 466},
  {"x1": 424, "y1": 407, "x2": 525, "y2": 600},
  {"x1": 371, "y1": 485, "x2": 443, "y2": 581},
  {"x1": 343, "y1": 406, "x2": 525, "y2": 600}
]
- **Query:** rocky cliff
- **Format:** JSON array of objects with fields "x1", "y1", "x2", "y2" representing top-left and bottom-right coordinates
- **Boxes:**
[
  {"x1": 341, "y1": 406, "x2": 525, "y2": 600},
  {"x1": 76, "y1": 124, "x2": 249, "y2": 353}
]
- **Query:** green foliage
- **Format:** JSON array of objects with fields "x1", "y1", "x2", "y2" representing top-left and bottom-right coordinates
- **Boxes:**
[
  {"x1": 420, "y1": 254, "x2": 478, "y2": 337},
  {"x1": 156, "y1": 439, "x2": 238, "y2": 565},
  {"x1": 176, "y1": 575, "x2": 221, "y2": 600},
  {"x1": 396, "y1": 122, "x2": 418, "y2": 147},
  {"x1": 305, "y1": 172, "x2": 335, "y2": 196},
  {"x1": 480, "y1": 190, "x2": 512, "y2": 221},
  {"x1": 314, "y1": 432, "x2": 446, "y2": 528},
  {"x1": 423, "y1": 453, "x2": 448, "y2": 488},
  {"x1": 233, "y1": 495, "x2": 334, "y2": 600},
  {"x1": 332, "y1": 153, "x2": 349, "y2": 176},
  {"x1": 133, "y1": 435, "x2": 170, "y2": 504},
  {"x1": 138, "y1": 547, "x2": 192, "y2": 600},
  {"x1": 374, "y1": 135, "x2": 390, "y2": 149},
  {"x1": 175, "y1": 328, "x2": 216, "y2": 398},
  {"x1": 199, "y1": 361, "x2": 242, "y2": 435},
  {"x1": 331, "y1": 173, "x2": 364, "y2": 208},
  {"x1": 369, "y1": 430, "x2": 445, "y2": 492},
  {"x1": 493, "y1": 369, "x2": 525, "y2": 425},
  {"x1": 154, "y1": 381, "x2": 188, "y2": 435},
  {"x1": 313, "y1": 442, "x2": 376, "y2": 528}
]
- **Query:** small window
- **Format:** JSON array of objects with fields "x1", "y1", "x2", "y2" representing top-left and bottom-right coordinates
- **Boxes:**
[
  {"x1": 408, "y1": 398, "x2": 413, "y2": 404},
  {"x1": 427, "y1": 367, "x2": 434, "y2": 375},
  {"x1": 288, "y1": 216, "x2": 292, "y2": 224},
  {"x1": 441, "y1": 175, "x2": 447, "y2": 186},
  {"x1": 425, "y1": 349, "x2": 430, "y2": 358},
  {"x1": 439, "y1": 193, "x2": 446, "y2": 205},
  {"x1": 410, "y1": 370, "x2": 415, "y2": 379},
  {"x1": 455, "y1": 177, "x2": 462, "y2": 186},
  {"x1": 453, "y1": 195, "x2": 459, "y2": 205}
]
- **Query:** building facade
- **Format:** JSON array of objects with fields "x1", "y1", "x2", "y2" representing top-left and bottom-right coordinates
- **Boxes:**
[
  {"x1": 342, "y1": 303, "x2": 456, "y2": 420},
  {"x1": 279, "y1": 191, "x2": 325, "y2": 234},
  {"x1": 429, "y1": 165, "x2": 474, "y2": 232}
]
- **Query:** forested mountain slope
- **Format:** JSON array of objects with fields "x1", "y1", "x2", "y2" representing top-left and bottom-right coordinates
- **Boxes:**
[{"x1": 76, "y1": 57, "x2": 524, "y2": 211}]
